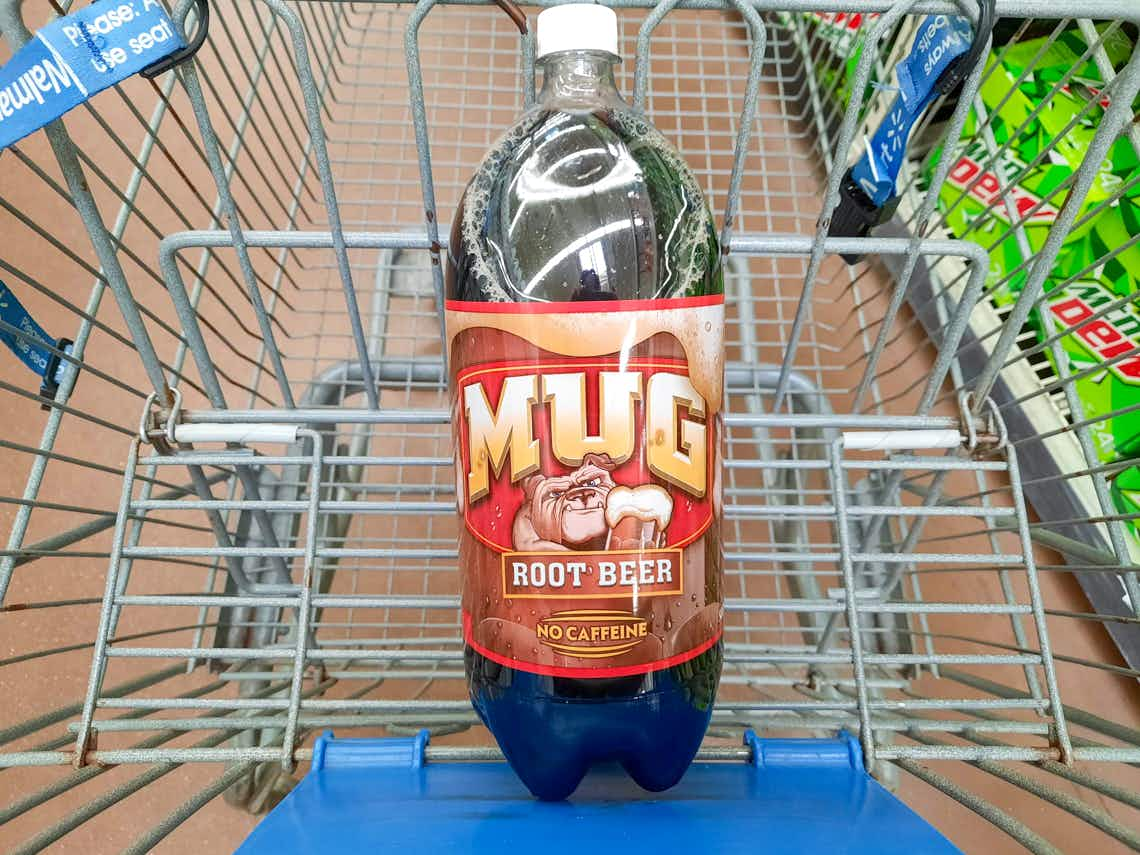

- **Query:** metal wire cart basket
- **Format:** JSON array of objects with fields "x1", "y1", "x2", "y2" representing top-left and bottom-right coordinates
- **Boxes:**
[{"x1": 2, "y1": 0, "x2": 1140, "y2": 850}]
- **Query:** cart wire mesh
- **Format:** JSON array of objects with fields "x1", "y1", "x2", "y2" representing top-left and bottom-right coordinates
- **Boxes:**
[{"x1": 1, "y1": 0, "x2": 1140, "y2": 852}]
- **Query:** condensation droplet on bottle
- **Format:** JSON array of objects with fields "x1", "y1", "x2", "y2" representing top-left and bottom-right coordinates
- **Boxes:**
[
  {"x1": 691, "y1": 593, "x2": 698, "y2": 602},
  {"x1": 664, "y1": 614, "x2": 673, "y2": 631},
  {"x1": 505, "y1": 598, "x2": 513, "y2": 607}
]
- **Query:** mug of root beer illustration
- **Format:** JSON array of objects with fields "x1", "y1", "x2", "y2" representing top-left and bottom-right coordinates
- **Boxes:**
[
  {"x1": 511, "y1": 453, "x2": 673, "y2": 553},
  {"x1": 604, "y1": 485, "x2": 673, "y2": 550}
]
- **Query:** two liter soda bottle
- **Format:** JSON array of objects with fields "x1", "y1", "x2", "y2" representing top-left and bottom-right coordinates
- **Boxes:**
[{"x1": 445, "y1": 3, "x2": 724, "y2": 800}]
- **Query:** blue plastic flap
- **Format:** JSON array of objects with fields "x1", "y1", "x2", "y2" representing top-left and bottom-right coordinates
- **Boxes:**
[
  {"x1": 311, "y1": 729, "x2": 429, "y2": 770},
  {"x1": 238, "y1": 730, "x2": 960, "y2": 854}
]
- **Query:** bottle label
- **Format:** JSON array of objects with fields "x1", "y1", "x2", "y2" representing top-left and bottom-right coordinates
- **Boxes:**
[{"x1": 447, "y1": 295, "x2": 724, "y2": 677}]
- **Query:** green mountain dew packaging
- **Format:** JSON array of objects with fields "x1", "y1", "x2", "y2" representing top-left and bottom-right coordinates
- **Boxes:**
[
  {"x1": 932, "y1": 25, "x2": 1140, "y2": 304},
  {"x1": 797, "y1": 16, "x2": 1140, "y2": 529},
  {"x1": 795, "y1": 14, "x2": 1140, "y2": 651},
  {"x1": 923, "y1": 24, "x2": 1140, "y2": 500},
  {"x1": 778, "y1": 12, "x2": 877, "y2": 111},
  {"x1": 1111, "y1": 465, "x2": 1140, "y2": 521}
]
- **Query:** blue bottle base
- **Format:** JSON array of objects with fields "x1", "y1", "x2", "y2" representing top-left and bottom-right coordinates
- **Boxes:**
[{"x1": 466, "y1": 642, "x2": 722, "y2": 800}]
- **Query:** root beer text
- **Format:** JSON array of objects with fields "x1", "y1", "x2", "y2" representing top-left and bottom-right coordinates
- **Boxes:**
[{"x1": 503, "y1": 549, "x2": 683, "y2": 599}]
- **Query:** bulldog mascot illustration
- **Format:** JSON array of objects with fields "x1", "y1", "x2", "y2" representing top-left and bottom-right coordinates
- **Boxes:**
[
  {"x1": 512, "y1": 453, "x2": 674, "y2": 553},
  {"x1": 512, "y1": 453, "x2": 617, "y2": 551}
]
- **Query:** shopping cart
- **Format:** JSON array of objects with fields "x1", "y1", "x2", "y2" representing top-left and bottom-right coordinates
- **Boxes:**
[{"x1": 1, "y1": 0, "x2": 1139, "y2": 851}]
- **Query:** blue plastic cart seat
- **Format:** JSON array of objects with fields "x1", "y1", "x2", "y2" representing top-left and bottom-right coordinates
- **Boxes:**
[{"x1": 237, "y1": 730, "x2": 960, "y2": 853}]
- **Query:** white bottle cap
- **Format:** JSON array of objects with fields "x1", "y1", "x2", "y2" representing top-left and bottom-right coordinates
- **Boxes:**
[{"x1": 535, "y1": 4, "x2": 619, "y2": 60}]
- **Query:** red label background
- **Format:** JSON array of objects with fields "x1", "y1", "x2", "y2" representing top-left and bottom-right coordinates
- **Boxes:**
[{"x1": 448, "y1": 316, "x2": 724, "y2": 679}]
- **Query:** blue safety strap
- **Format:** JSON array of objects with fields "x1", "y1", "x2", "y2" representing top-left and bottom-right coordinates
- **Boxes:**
[
  {"x1": 0, "y1": 0, "x2": 186, "y2": 150},
  {"x1": 849, "y1": 15, "x2": 974, "y2": 206},
  {"x1": 0, "y1": 278, "x2": 75, "y2": 403}
]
